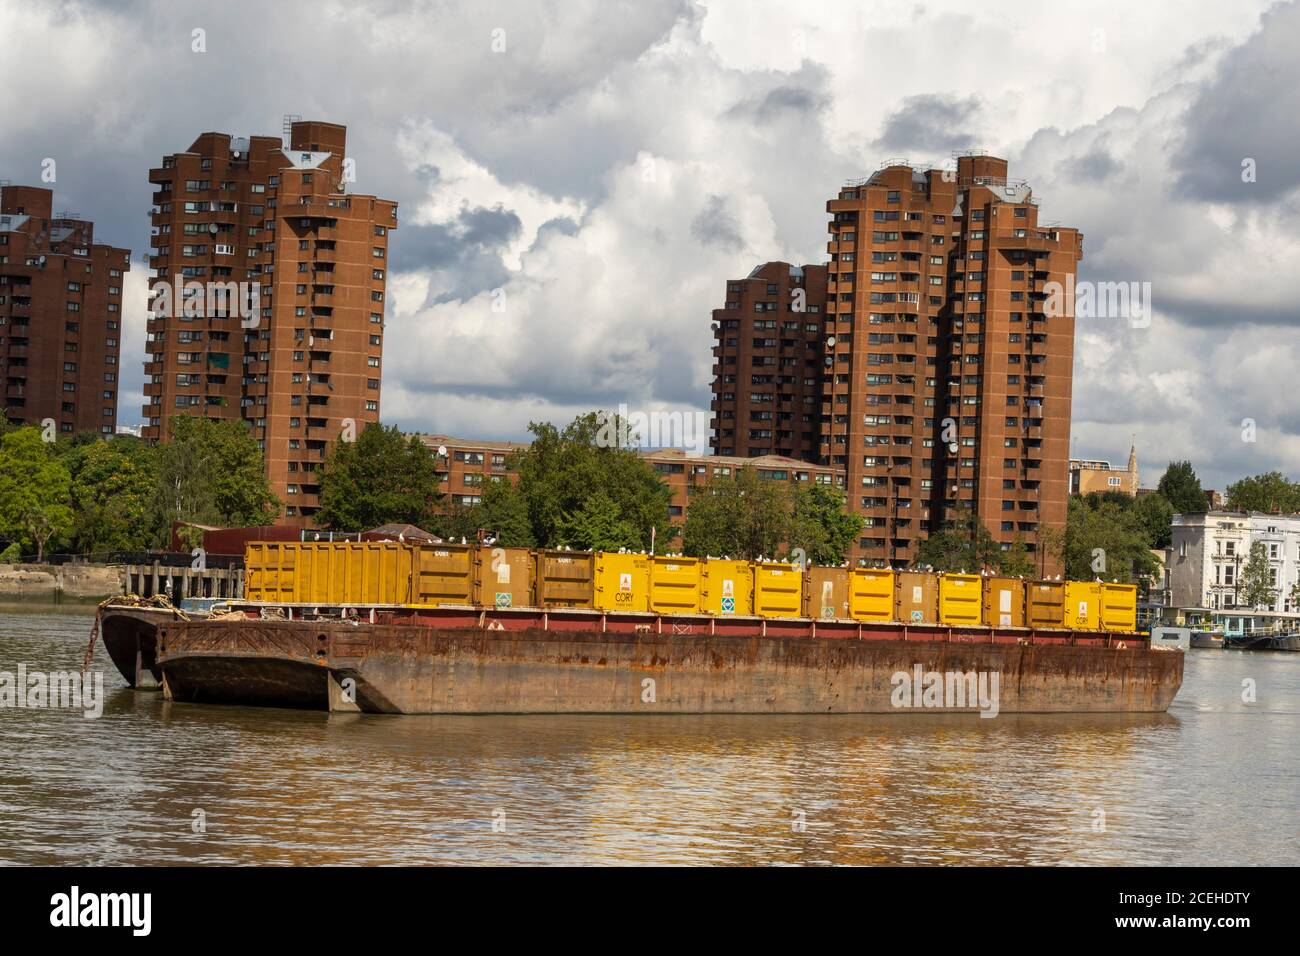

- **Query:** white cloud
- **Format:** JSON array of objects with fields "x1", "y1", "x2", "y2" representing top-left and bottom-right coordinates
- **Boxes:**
[{"x1": 5, "y1": 0, "x2": 1299, "y2": 494}]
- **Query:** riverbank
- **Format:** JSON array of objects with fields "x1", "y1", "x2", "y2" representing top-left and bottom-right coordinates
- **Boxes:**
[{"x1": 0, "y1": 563, "x2": 121, "y2": 606}]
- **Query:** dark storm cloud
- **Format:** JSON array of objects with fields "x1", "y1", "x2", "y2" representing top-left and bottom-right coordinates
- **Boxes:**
[
  {"x1": 1154, "y1": 293, "x2": 1300, "y2": 330},
  {"x1": 1061, "y1": 147, "x2": 1122, "y2": 183},
  {"x1": 727, "y1": 84, "x2": 829, "y2": 124},
  {"x1": 1173, "y1": 1, "x2": 1300, "y2": 203},
  {"x1": 874, "y1": 94, "x2": 982, "y2": 154},
  {"x1": 690, "y1": 195, "x2": 743, "y2": 251},
  {"x1": 391, "y1": 207, "x2": 522, "y2": 305}
]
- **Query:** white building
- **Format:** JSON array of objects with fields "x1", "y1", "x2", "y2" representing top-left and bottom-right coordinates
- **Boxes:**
[{"x1": 1169, "y1": 511, "x2": 1300, "y2": 611}]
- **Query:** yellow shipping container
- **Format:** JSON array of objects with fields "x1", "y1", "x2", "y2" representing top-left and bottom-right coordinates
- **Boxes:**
[
  {"x1": 849, "y1": 568, "x2": 895, "y2": 622},
  {"x1": 245, "y1": 541, "x2": 414, "y2": 605},
  {"x1": 472, "y1": 546, "x2": 534, "y2": 609},
  {"x1": 594, "y1": 552, "x2": 650, "y2": 612},
  {"x1": 752, "y1": 561, "x2": 804, "y2": 619},
  {"x1": 1064, "y1": 581, "x2": 1100, "y2": 630},
  {"x1": 411, "y1": 543, "x2": 474, "y2": 606},
  {"x1": 1027, "y1": 581, "x2": 1066, "y2": 628},
  {"x1": 244, "y1": 541, "x2": 298, "y2": 603},
  {"x1": 982, "y1": 577, "x2": 1026, "y2": 628},
  {"x1": 534, "y1": 550, "x2": 595, "y2": 608},
  {"x1": 648, "y1": 556, "x2": 702, "y2": 615},
  {"x1": 803, "y1": 566, "x2": 849, "y2": 620},
  {"x1": 939, "y1": 573, "x2": 983, "y2": 626},
  {"x1": 1099, "y1": 582, "x2": 1137, "y2": 632},
  {"x1": 700, "y1": 559, "x2": 752, "y2": 616}
]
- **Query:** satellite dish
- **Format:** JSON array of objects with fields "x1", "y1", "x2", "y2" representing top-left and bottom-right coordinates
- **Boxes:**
[
  {"x1": 437, "y1": 445, "x2": 448, "y2": 458},
  {"x1": 208, "y1": 223, "x2": 218, "y2": 235},
  {"x1": 826, "y1": 336, "x2": 836, "y2": 348},
  {"x1": 37, "y1": 255, "x2": 46, "y2": 266},
  {"x1": 948, "y1": 443, "x2": 959, "y2": 454},
  {"x1": 233, "y1": 150, "x2": 242, "y2": 159}
]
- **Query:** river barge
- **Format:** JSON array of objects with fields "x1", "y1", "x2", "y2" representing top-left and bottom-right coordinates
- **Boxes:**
[{"x1": 96, "y1": 542, "x2": 1183, "y2": 714}]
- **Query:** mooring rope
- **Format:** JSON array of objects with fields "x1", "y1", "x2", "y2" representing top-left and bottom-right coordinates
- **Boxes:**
[{"x1": 82, "y1": 594, "x2": 191, "y2": 678}]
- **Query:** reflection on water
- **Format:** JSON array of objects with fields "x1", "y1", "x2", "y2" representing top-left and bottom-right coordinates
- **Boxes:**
[{"x1": 1, "y1": 610, "x2": 1296, "y2": 865}]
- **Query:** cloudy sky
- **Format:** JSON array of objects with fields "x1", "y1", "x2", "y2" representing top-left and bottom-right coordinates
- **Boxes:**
[{"x1": 2, "y1": 0, "x2": 1297, "y2": 490}]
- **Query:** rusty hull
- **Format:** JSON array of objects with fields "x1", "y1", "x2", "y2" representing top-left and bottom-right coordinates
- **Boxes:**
[
  {"x1": 154, "y1": 618, "x2": 1184, "y2": 715},
  {"x1": 99, "y1": 606, "x2": 185, "y2": 688}
]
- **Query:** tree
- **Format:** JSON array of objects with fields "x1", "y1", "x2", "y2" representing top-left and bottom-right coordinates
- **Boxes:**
[
  {"x1": 556, "y1": 491, "x2": 643, "y2": 551},
  {"x1": 65, "y1": 437, "x2": 156, "y2": 554},
  {"x1": 1063, "y1": 496, "x2": 1160, "y2": 584},
  {"x1": 477, "y1": 479, "x2": 535, "y2": 548},
  {"x1": 1132, "y1": 492, "x2": 1175, "y2": 550},
  {"x1": 316, "y1": 423, "x2": 441, "y2": 531},
  {"x1": 512, "y1": 412, "x2": 670, "y2": 550},
  {"x1": 915, "y1": 512, "x2": 1002, "y2": 572},
  {"x1": 1000, "y1": 535, "x2": 1034, "y2": 577},
  {"x1": 1226, "y1": 471, "x2": 1300, "y2": 514},
  {"x1": 146, "y1": 416, "x2": 279, "y2": 541},
  {"x1": 428, "y1": 504, "x2": 481, "y2": 543},
  {"x1": 681, "y1": 465, "x2": 790, "y2": 560},
  {"x1": 1035, "y1": 523, "x2": 1066, "y2": 578},
  {"x1": 1156, "y1": 461, "x2": 1206, "y2": 515},
  {"x1": 788, "y1": 484, "x2": 864, "y2": 565},
  {"x1": 1238, "y1": 541, "x2": 1277, "y2": 609},
  {"x1": 0, "y1": 427, "x2": 74, "y2": 561}
]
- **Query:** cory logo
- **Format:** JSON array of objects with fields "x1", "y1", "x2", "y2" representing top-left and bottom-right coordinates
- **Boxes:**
[{"x1": 49, "y1": 886, "x2": 151, "y2": 936}]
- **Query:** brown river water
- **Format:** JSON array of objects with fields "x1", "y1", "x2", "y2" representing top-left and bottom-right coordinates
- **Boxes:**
[{"x1": 0, "y1": 608, "x2": 1296, "y2": 865}]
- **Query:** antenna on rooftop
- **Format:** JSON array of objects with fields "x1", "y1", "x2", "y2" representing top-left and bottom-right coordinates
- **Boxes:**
[{"x1": 282, "y1": 113, "x2": 302, "y2": 146}]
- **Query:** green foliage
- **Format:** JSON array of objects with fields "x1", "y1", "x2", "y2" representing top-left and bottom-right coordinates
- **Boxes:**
[
  {"x1": 1226, "y1": 471, "x2": 1300, "y2": 514},
  {"x1": 1063, "y1": 496, "x2": 1160, "y2": 584},
  {"x1": 556, "y1": 490, "x2": 643, "y2": 551},
  {"x1": 1000, "y1": 535, "x2": 1034, "y2": 577},
  {"x1": 0, "y1": 428, "x2": 74, "y2": 562},
  {"x1": 146, "y1": 416, "x2": 279, "y2": 540},
  {"x1": 681, "y1": 465, "x2": 791, "y2": 560},
  {"x1": 65, "y1": 437, "x2": 157, "y2": 553},
  {"x1": 1035, "y1": 523, "x2": 1066, "y2": 578},
  {"x1": 0, "y1": 542, "x2": 20, "y2": 563},
  {"x1": 428, "y1": 504, "x2": 481, "y2": 544},
  {"x1": 1132, "y1": 492, "x2": 1175, "y2": 549},
  {"x1": 788, "y1": 484, "x2": 864, "y2": 566},
  {"x1": 1156, "y1": 460, "x2": 1206, "y2": 514},
  {"x1": 316, "y1": 423, "x2": 441, "y2": 532},
  {"x1": 1238, "y1": 541, "x2": 1277, "y2": 608},
  {"x1": 512, "y1": 412, "x2": 670, "y2": 550},
  {"x1": 476, "y1": 479, "x2": 535, "y2": 548},
  {"x1": 915, "y1": 512, "x2": 1003, "y2": 573}
]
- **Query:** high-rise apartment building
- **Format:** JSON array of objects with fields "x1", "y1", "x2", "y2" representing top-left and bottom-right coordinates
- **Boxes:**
[
  {"x1": 143, "y1": 121, "x2": 397, "y2": 524},
  {"x1": 710, "y1": 262, "x2": 827, "y2": 462},
  {"x1": 710, "y1": 154, "x2": 1081, "y2": 570},
  {"x1": 0, "y1": 184, "x2": 130, "y2": 434}
]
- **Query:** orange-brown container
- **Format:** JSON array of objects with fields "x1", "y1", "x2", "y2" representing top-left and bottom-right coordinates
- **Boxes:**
[
  {"x1": 895, "y1": 570, "x2": 939, "y2": 624},
  {"x1": 982, "y1": 577, "x2": 1026, "y2": 628},
  {"x1": 1027, "y1": 581, "x2": 1066, "y2": 628},
  {"x1": 803, "y1": 566, "x2": 850, "y2": 620},
  {"x1": 412, "y1": 543, "x2": 475, "y2": 606},
  {"x1": 472, "y1": 546, "x2": 534, "y2": 609},
  {"x1": 534, "y1": 549, "x2": 595, "y2": 608}
]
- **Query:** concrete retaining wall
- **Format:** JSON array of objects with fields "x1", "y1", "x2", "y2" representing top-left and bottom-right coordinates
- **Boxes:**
[{"x1": 0, "y1": 563, "x2": 123, "y2": 605}]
